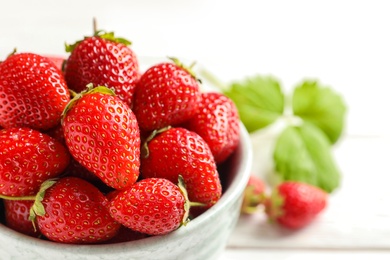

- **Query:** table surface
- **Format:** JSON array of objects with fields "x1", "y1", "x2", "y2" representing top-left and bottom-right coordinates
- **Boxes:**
[{"x1": 1, "y1": 1, "x2": 390, "y2": 259}]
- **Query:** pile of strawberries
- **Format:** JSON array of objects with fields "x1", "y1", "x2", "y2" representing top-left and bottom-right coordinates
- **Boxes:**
[{"x1": 0, "y1": 28, "x2": 240, "y2": 244}]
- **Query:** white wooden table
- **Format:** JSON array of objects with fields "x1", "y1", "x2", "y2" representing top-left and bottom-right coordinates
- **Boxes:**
[
  {"x1": 220, "y1": 133, "x2": 390, "y2": 259},
  {"x1": 1, "y1": 0, "x2": 390, "y2": 259}
]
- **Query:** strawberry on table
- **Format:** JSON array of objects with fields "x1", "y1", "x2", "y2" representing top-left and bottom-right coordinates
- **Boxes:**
[
  {"x1": 183, "y1": 92, "x2": 240, "y2": 164},
  {"x1": 64, "y1": 30, "x2": 140, "y2": 106},
  {"x1": 0, "y1": 127, "x2": 70, "y2": 197},
  {"x1": 62, "y1": 85, "x2": 141, "y2": 190},
  {"x1": 31, "y1": 177, "x2": 121, "y2": 244},
  {"x1": 132, "y1": 58, "x2": 201, "y2": 132},
  {"x1": 265, "y1": 181, "x2": 328, "y2": 229},
  {"x1": 0, "y1": 52, "x2": 70, "y2": 130},
  {"x1": 140, "y1": 127, "x2": 222, "y2": 208},
  {"x1": 109, "y1": 177, "x2": 189, "y2": 236}
]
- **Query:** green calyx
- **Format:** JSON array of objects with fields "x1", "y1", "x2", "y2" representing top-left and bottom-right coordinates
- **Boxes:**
[
  {"x1": 168, "y1": 57, "x2": 201, "y2": 83},
  {"x1": 177, "y1": 175, "x2": 205, "y2": 227},
  {"x1": 65, "y1": 30, "x2": 132, "y2": 53},
  {"x1": 61, "y1": 84, "x2": 116, "y2": 124},
  {"x1": 265, "y1": 188, "x2": 285, "y2": 223},
  {"x1": 141, "y1": 126, "x2": 172, "y2": 159},
  {"x1": 65, "y1": 19, "x2": 132, "y2": 53},
  {"x1": 178, "y1": 175, "x2": 191, "y2": 227},
  {"x1": 95, "y1": 30, "x2": 132, "y2": 46},
  {"x1": 28, "y1": 178, "x2": 58, "y2": 231},
  {"x1": 241, "y1": 186, "x2": 266, "y2": 214},
  {"x1": 0, "y1": 178, "x2": 58, "y2": 232}
]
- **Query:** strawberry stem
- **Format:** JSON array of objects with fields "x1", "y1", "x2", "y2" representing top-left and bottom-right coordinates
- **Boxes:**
[
  {"x1": 189, "y1": 201, "x2": 206, "y2": 207},
  {"x1": 6, "y1": 48, "x2": 17, "y2": 59},
  {"x1": 168, "y1": 57, "x2": 201, "y2": 83},
  {"x1": 68, "y1": 89, "x2": 78, "y2": 98},
  {"x1": 93, "y1": 17, "x2": 98, "y2": 34}
]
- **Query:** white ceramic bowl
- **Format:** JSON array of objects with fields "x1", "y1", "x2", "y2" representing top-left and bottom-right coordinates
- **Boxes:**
[
  {"x1": 0, "y1": 57, "x2": 253, "y2": 260},
  {"x1": 0, "y1": 124, "x2": 251, "y2": 260}
]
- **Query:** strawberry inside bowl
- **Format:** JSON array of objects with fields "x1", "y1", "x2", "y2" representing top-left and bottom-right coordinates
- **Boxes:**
[{"x1": 0, "y1": 54, "x2": 252, "y2": 260}]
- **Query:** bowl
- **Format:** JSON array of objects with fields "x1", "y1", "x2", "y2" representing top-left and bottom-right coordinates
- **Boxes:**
[
  {"x1": 0, "y1": 57, "x2": 253, "y2": 260},
  {"x1": 0, "y1": 125, "x2": 252, "y2": 260}
]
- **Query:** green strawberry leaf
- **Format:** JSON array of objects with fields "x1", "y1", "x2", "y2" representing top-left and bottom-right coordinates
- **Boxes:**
[
  {"x1": 273, "y1": 123, "x2": 341, "y2": 193},
  {"x1": 292, "y1": 80, "x2": 347, "y2": 144},
  {"x1": 223, "y1": 75, "x2": 285, "y2": 133}
]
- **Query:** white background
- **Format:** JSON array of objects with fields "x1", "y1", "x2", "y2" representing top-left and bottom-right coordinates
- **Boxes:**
[
  {"x1": 1, "y1": 0, "x2": 390, "y2": 259},
  {"x1": 1, "y1": 0, "x2": 389, "y2": 137}
]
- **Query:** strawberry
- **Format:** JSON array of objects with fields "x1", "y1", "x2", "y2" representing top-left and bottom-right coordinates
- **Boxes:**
[
  {"x1": 265, "y1": 181, "x2": 327, "y2": 229},
  {"x1": 4, "y1": 199, "x2": 41, "y2": 237},
  {"x1": 0, "y1": 52, "x2": 70, "y2": 130},
  {"x1": 183, "y1": 92, "x2": 240, "y2": 164},
  {"x1": 132, "y1": 59, "x2": 201, "y2": 132},
  {"x1": 31, "y1": 177, "x2": 121, "y2": 244},
  {"x1": 241, "y1": 174, "x2": 266, "y2": 214},
  {"x1": 141, "y1": 127, "x2": 222, "y2": 208},
  {"x1": 64, "y1": 30, "x2": 139, "y2": 106},
  {"x1": 109, "y1": 177, "x2": 189, "y2": 236},
  {"x1": 44, "y1": 123, "x2": 109, "y2": 189},
  {"x1": 62, "y1": 85, "x2": 141, "y2": 190},
  {"x1": 0, "y1": 127, "x2": 70, "y2": 197}
]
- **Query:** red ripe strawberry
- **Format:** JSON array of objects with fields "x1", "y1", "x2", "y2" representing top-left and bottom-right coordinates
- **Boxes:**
[
  {"x1": 109, "y1": 177, "x2": 189, "y2": 236},
  {"x1": 183, "y1": 92, "x2": 240, "y2": 164},
  {"x1": 64, "y1": 31, "x2": 139, "y2": 106},
  {"x1": 132, "y1": 59, "x2": 201, "y2": 132},
  {"x1": 241, "y1": 174, "x2": 266, "y2": 214},
  {"x1": 0, "y1": 127, "x2": 70, "y2": 197},
  {"x1": 4, "y1": 200, "x2": 41, "y2": 237},
  {"x1": 141, "y1": 127, "x2": 222, "y2": 208},
  {"x1": 32, "y1": 177, "x2": 121, "y2": 244},
  {"x1": 62, "y1": 85, "x2": 141, "y2": 190},
  {"x1": 0, "y1": 52, "x2": 70, "y2": 130},
  {"x1": 265, "y1": 181, "x2": 327, "y2": 229}
]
